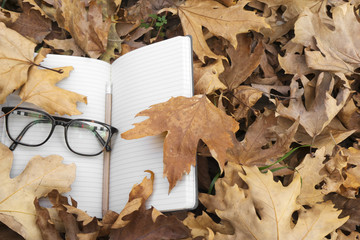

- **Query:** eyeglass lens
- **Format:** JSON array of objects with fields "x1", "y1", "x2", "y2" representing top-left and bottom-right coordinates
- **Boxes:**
[
  {"x1": 66, "y1": 120, "x2": 110, "y2": 155},
  {"x1": 7, "y1": 109, "x2": 53, "y2": 146},
  {"x1": 6, "y1": 109, "x2": 111, "y2": 156}
]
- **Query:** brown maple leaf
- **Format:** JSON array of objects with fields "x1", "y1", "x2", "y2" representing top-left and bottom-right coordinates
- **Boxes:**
[
  {"x1": 162, "y1": 0, "x2": 269, "y2": 62},
  {"x1": 0, "y1": 143, "x2": 76, "y2": 240},
  {"x1": 122, "y1": 95, "x2": 239, "y2": 191},
  {"x1": 18, "y1": 56, "x2": 87, "y2": 116},
  {"x1": 198, "y1": 163, "x2": 348, "y2": 239}
]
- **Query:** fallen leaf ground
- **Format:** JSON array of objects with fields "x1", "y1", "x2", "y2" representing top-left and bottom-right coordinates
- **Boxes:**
[{"x1": 0, "y1": 0, "x2": 359, "y2": 239}]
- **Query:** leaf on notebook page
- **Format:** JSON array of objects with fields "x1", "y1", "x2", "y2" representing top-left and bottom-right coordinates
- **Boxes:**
[
  {"x1": 0, "y1": 143, "x2": 76, "y2": 240},
  {"x1": 197, "y1": 163, "x2": 348, "y2": 239},
  {"x1": 0, "y1": 22, "x2": 37, "y2": 104},
  {"x1": 161, "y1": 0, "x2": 269, "y2": 63},
  {"x1": 52, "y1": 0, "x2": 111, "y2": 58},
  {"x1": 121, "y1": 95, "x2": 239, "y2": 192},
  {"x1": 111, "y1": 170, "x2": 190, "y2": 239},
  {"x1": 19, "y1": 60, "x2": 87, "y2": 116}
]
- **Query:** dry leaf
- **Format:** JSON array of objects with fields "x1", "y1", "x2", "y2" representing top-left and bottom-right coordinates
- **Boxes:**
[
  {"x1": 231, "y1": 86, "x2": 263, "y2": 121},
  {"x1": 296, "y1": 148, "x2": 327, "y2": 205},
  {"x1": 227, "y1": 109, "x2": 298, "y2": 166},
  {"x1": 53, "y1": 0, "x2": 111, "y2": 58},
  {"x1": 193, "y1": 59, "x2": 226, "y2": 94},
  {"x1": 294, "y1": 4, "x2": 360, "y2": 74},
  {"x1": 34, "y1": 198, "x2": 63, "y2": 240},
  {"x1": 219, "y1": 34, "x2": 264, "y2": 90},
  {"x1": 110, "y1": 207, "x2": 191, "y2": 240},
  {"x1": 6, "y1": 2, "x2": 52, "y2": 43},
  {"x1": 0, "y1": 143, "x2": 76, "y2": 240},
  {"x1": 199, "y1": 163, "x2": 348, "y2": 239},
  {"x1": 0, "y1": 22, "x2": 37, "y2": 103},
  {"x1": 122, "y1": 95, "x2": 239, "y2": 191},
  {"x1": 325, "y1": 193, "x2": 360, "y2": 233},
  {"x1": 19, "y1": 63, "x2": 87, "y2": 116},
  {"x1": 183, "y1": 212, "x2": 233, "y2": 239},
  {"x1": 276, "y1": 73, "x2": 350, "y2": 139},
  {"x1": 163, "y1": 0, "x2": 269, "y2": 62},
  {"x1": 44, "y1": 38, "x2": 86, "y2": 56}
]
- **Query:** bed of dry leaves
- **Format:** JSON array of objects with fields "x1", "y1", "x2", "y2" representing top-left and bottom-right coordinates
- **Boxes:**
[{"x1": 0, "y1": 0, "x2": 360, "y2": 239}]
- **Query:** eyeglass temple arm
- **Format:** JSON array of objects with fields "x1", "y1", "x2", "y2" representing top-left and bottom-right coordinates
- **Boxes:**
[{"x1": 9, "y1": 119, "x2": 50, "y2": 151}]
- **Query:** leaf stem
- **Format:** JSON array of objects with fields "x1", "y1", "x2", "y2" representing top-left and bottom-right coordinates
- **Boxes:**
[{"x1": 31, "y1": 62, "x2": 64, "y2": 74}]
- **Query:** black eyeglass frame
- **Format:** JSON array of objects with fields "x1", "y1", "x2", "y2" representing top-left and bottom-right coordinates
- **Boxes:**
[{"x1": 2, "y1": 107, "x2": 119, "y2": 156}]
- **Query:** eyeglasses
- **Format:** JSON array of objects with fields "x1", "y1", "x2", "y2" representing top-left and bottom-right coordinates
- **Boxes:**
[{"x1": 2, "y1": 107, "x2": 119, "y2": 156}]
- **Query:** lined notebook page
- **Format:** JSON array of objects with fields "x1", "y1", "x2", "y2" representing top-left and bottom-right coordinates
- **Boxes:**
[
  {"x1": 110, "y1": 36, "x2": 197, "y2": 212},
  {"x1": 0, "y1": 55, "x2": 110, "y2": 217}
]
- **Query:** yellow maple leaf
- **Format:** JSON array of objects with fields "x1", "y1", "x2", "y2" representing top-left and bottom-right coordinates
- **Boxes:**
[
  {"x1": 19, "y1": 64, "x2": 87, "y2": 116},
  {"x1": 0, "y1": 22, "x2": 37, "y2": 104},
  {"x1": 122, "y1": 95, "x2": 239, "y2": 191},
  {"x1": 0, "y1": 143, "x2": 76, "y2": 240}
]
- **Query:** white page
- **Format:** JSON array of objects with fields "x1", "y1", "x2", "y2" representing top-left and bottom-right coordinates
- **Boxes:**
[
  {"x1": 0, "y1": 55, "x2": 110, "y2": 217},
  {"x1": 110, "y1": 36, "x2": 197, "y2": 212}
]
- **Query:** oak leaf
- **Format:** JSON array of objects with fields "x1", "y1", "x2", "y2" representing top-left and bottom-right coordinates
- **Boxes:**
[
  {"x1": 19, "y1": 63, "x2": 87, "y2": 116},
  {"x1": 276, "y1": 73, "x2": 350, "y2": 139},
  {"x1": 0, "y1": 143, "x2": 76, "y2": 240},
  {"x1": 163, "y1": 0, "x2": 269, "y2": 62},
  {"x1": 231, "y1": 86, "x2": 263, "y2": 121},
  {"x1": 293, "y1": 4, "x2": 360, "y2": 74},
  {"x1": 53, "y1": 0, "x2": 111, "y2": 58},
  {"x1": 122, "y1": 95, "x2": 239, "y2": 191},
  {"x1": 199, "y1": 163, "x2": 348, "y2": 239}
]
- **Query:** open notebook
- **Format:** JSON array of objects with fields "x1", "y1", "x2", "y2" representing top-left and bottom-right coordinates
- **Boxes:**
[{"x1": 0, "y1": 36, "x2": 197, "y2": 217}]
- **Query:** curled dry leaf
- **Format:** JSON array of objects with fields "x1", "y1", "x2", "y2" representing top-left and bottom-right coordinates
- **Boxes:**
[
  {"x1": 19, "y1": 64, "x2": 87, "y2": 116},
  {"x1": 53, "y1": 0, "x2": 111, "y2": 58},
  {"x1": 294, "y1": 3, "x2": 360, "y2": 74},
  {"x1": 110, "y1": 170, "x2": 191, "y2": 239},
  {"x1": 0, "y1": 143, "x2": 76, "y2": 240},
  {"x1": 276, "y1": 73, "x2": 350, "y2": 139},
  {"x1": 122, "y1": 95, "x2": 239, "y2": 191},
  {"x1": 198, "y1": 163, "x2": 348, "y2": 240},
  {"x1": 227, "y1": 109, "x2": 298, "y2": 166},
  {"x1": 162, "y1": 0, "x2": 269, "y2": 62}
]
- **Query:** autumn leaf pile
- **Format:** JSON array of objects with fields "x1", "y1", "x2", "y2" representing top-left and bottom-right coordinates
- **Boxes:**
[{"x1": 0, "y1": 0, "x2": 360, "y2": 239}]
